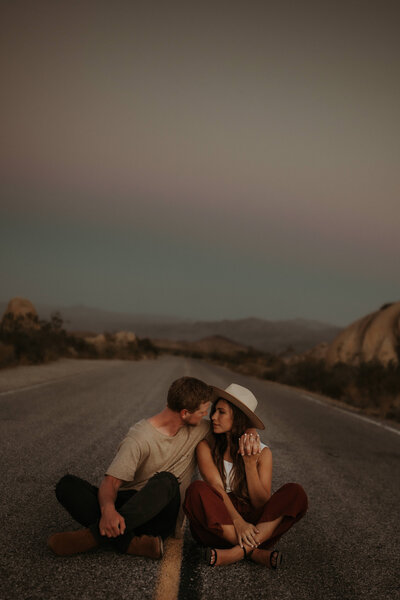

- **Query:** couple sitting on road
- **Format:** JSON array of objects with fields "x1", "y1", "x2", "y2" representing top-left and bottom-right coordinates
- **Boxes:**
[{"x1": 48, "y1": 377, "x2": 307, "y2": 568}]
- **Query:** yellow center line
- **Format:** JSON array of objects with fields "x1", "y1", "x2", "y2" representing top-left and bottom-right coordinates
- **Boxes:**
[{"x1": 154, "y1": 537, "x2": 184, "y2": 600}]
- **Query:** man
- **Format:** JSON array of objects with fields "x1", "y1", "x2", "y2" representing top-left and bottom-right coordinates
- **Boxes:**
[{"x1": 48, "y1": 376, "x2": 214, "y2": 558}]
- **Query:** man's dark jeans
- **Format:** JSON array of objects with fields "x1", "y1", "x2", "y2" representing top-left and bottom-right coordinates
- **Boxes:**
[{"x1": 55, "y1": 471, "x2": 180, "y2": 553}]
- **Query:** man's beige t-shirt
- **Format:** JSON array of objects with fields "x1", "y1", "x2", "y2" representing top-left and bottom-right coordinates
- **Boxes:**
[{"x1": 106, "y1": 418, "x2": 210, "y2": 536}]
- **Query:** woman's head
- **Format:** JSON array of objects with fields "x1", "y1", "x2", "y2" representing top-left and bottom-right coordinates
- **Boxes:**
[
  {"x1": 210, "y1": 398, "x2": 253, "y2": 502},
  {"x1": 209, "y1": 384, "x2": 263, "y2": 502},
  {"x1": 211, "y1": 383, "x2": 265, "y2": 430},
  {"x1": 210, "y1": 398, "x2": 252, "y2": 437}
]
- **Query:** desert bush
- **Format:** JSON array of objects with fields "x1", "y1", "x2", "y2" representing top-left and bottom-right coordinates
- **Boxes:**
[
  {"x1": 0, "y1": 310, "x2": 161, "y2": 368},
  {"x1": 66, "y1": 335, "x2": 98, "y2": 358},
  {"x1": 263, "y1": 356, "x2": 400, "y2": 420},
  {"x1": 94, "y1": 336, "x2": 159, "y2": 360},
  {"x1": 282, "y1": 359, "x2": 326, "y2": 391},
  {"x1": 0, "y1": 312, "x2": 69, "y2": 364},
  {"x1": 350, "y1": 360, "x2": 400, "y2": 418},
  {"x1": 136, "y1": 338, "x2": 159, "y2": 356},
  {"x1": 0, "y1": 342, "x2": 15, "y2": 367}
]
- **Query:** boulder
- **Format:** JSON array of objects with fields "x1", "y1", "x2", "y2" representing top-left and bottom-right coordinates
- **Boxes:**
[
  {"x1": 1, "y1": 297, "x2": 39, "y2": 331},
  {"x1": 114, "y1": 331, "x2": 137, "y2": 346},
  {"x1": 326, "y1": 302, "x2": 400, "y2": 366},
  {"x1": 85, "y1": 331, "x2": 137, "y2": 349},
  {"x1": 84, "y1": 334, "x2": 107, "y2": 350}
]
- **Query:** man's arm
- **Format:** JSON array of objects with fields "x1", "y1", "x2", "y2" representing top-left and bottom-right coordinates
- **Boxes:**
[{"x1": 98, "y1": 474, "x2": 126, "y2": 538}]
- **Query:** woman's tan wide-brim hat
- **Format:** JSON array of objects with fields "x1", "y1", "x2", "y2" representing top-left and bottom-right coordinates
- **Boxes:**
[{"x1": 212, "y1": 383, "x2": 265, "y2": 430}]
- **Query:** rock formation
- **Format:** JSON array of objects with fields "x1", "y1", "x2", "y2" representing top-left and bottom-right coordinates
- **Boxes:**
[
  {"x1": 114, "y1": 331, "x2": 137, "y2": 346},
  {"x1": 84, "y1": 333, "x2": 107, "y2": 351},
  {"x1": 326, "y1": 302, "x2": 400, "y2": 366},
  {"x1": 1, "y1": 297, "x2": 40, "y2": 331},
  {"x1": 84, "y1": 331, "x2": 137, "y2": 351}
]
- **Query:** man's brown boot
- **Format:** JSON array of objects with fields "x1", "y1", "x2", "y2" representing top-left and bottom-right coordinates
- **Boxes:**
[
  {"x1": 126, "y1": 535, "x2": 163, "y2": 559},
  {"x1": 47, "y1": 528, "x2": 98, "y2": 556}
]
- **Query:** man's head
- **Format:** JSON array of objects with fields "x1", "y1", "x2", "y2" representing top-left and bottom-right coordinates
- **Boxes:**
[{"x1": 167, "y1": 376, "x2": 214, "y2": 426}]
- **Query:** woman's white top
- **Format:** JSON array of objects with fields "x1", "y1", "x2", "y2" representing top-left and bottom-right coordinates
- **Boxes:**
[{"x1": 224, "y1": 442, "x2": 268, "y2": 493}]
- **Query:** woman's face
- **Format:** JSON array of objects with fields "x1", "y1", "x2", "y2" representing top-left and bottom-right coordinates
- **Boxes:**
[{"x1": 211, "y1": 399, "x2": 234, "y2": 433}]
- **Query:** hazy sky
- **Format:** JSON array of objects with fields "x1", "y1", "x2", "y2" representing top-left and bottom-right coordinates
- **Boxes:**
[{"x1": 1, "y1": 1, "x2": 399, "y2": 326}]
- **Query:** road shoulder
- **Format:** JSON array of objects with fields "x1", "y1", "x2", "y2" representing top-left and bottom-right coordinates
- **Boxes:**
[{"x1": 0, "y1": 358, "x2": 125, "y2": 393}]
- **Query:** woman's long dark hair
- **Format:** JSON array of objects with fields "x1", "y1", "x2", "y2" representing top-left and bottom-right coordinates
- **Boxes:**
[{"x1": 210, "y1": 399, "x2": 253, "y2": 502}]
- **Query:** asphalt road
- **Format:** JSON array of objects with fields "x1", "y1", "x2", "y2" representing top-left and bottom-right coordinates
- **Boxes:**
[{"x1": 0, "y1": 356, "x2": 399, "y2": 600}]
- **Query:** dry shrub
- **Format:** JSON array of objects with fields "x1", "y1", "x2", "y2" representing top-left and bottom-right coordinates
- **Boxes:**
[
  {"x1": 342, "y1": 383, "x2": 368, "y2": 409},
  {"x1": 0, "y1": 342, "x2": 15, "y2": 367}
]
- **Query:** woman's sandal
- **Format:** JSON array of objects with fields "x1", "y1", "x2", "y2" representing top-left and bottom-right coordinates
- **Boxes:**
[
  {"x1": 269, "y1": 549, "x2": 283, "y2": 570},
  {"x1": 203, "y1": 546, "x2": 251, "y2": 567},
  {"x1": 246, "y1": 547, "x2": 283, "y2": 569},
  {"x1": 203, "y1": 547, "x2": 218, "y2": 567}
]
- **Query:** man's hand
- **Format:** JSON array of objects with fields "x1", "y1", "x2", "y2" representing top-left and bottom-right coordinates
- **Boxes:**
[
  {"x1": 99, "y1": 507, "x2": 126, "y2": 538},
  {"x1": 238, "y1": 432, "x2": 261, "y2": 457}
]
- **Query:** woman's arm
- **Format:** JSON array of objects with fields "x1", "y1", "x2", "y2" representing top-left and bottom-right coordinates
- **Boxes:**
[
  {"x1": 196, "y1": 440, "x2": 225, "y2": 491},
  {"x1": 196, "y1": 440, "x2": 259, "y2": 548},
  {"x1": 243, "y1": 446, "x2": 272, "y2": 509}
]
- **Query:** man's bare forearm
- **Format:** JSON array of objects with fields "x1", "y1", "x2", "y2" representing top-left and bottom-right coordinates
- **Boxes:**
[
  {"x1": 98, "y1": 475, "x2": 126, "y2": 537},
  {"x1": 98, "y1": 476, "x2": 119, "y2": 514}
]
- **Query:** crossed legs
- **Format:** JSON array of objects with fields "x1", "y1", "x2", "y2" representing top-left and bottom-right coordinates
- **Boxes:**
[
  {"x1": 49, "y1": 471, "x2": 180, "y2": 555},
  {"x1": 183, "y1": 480, "x2": 308, "y2": 566},
  {"x1": 208, "y1": 516, "x2": 284, "y2": 566}
]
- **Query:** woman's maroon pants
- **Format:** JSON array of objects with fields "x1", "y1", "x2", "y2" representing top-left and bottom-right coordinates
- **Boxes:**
[{"x1": 183, "y1": 481, "x2": 308, "y2": 550}]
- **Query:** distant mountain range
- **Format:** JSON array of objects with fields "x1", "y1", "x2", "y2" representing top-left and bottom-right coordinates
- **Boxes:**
[{"x1": 0, "y1": 301, "x2": 341, "y2": 353}]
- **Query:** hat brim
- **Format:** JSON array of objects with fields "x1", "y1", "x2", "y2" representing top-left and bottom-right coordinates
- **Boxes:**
[{"x1": 212, "y1": 386, "x2": 265, "y2": 430}]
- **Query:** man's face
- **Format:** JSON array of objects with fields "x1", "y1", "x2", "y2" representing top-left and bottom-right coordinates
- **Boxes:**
[{"x1": 183, "y1": 401, "x2": 210, "y2": 426}]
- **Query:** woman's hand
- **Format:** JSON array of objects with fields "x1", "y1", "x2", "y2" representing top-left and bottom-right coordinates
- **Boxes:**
[
  {"x1": 238, "y1": 432, "x2": 261, "y2": 457},
  {"x1": 233, "y1": 516, "x2": 260, "y2": 548}
]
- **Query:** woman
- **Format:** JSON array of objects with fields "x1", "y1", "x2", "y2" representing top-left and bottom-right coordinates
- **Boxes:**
[{"x1": 183, "y1": 383, "x2": 308, "y2": 568}]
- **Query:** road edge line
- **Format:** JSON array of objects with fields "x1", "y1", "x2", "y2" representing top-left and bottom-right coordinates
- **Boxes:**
[{"x1": 301, "y1": 393, "x2": 400, "y2": 436}]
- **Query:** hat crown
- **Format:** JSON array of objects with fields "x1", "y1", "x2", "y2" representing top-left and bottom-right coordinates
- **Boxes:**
[{"x1": 224, "y1": 383, "x2": 258, "y2": 412}]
